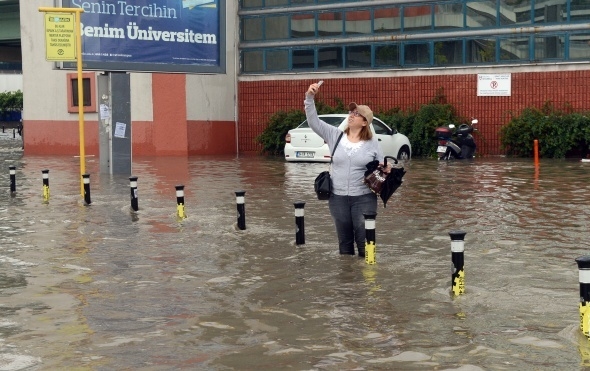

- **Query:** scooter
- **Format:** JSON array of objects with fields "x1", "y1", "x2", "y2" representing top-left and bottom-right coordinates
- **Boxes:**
[{"x1": 435, "y1": 119, "x2": 478, "y2": 160}]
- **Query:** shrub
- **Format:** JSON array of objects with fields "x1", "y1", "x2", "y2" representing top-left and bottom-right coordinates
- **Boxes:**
[
  {"x1": 0, "y1": 90, "x2": 23, "y2": 121},
  {"x1": 500, "y1": 102, "x2": 590, "y2": 158},
  {"x1": 0, "y1": 90, "x2": 23, "y2": 112}
]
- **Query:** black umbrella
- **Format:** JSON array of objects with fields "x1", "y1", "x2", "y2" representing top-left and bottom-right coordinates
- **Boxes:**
[{"x1": 364, "y1": 156, "x2": 406, "y2": 207}]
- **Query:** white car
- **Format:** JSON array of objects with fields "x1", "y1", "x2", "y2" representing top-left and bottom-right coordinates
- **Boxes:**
[{"x1": 284, "y1": 114, "x2": 411, "y2": 162}]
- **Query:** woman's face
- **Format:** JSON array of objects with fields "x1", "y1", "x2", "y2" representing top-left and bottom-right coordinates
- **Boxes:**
[{"x1": 348, "y1": 110, "x2": 367, "y2": 128}]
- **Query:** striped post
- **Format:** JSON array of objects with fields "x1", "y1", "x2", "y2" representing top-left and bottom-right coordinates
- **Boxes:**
[
  {"x1": 235, "y1": 190, "x2": 246, "y2": 230},
  {"x1": 576, "y1": 256, "x2": 590, "y2": 338},
  {"x1": 450, "y1": 230, "x2": 466, "y2": 296},
  {"x1": 294, "y1": 201, "x2": 305, "y2": 245},
  {"x1": 9, "y1": 165, "x2": 16, "y2": 193},
  {"x1": 129, "y1": 176, "x2": 138, "y2": 211},
  {"x1": 42, "y1": 169, "x2": 49, "y2": 201},
  {"x1": 82, "y1": 173, "x2": 91, "y2": 205},
  {"x1": 364, "y1": 212, "x2": 377, "y2": 264},
  {"x1": 176, "y1": 185, "x2": 186, "y2": 219}
]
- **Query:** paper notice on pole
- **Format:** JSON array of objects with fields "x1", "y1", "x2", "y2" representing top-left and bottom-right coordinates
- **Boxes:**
[
  {"x1": 114, "y1": 122, "x2": 126, "y2": 138},
  {"x1": 100, "y1": 104, "x2": 110, "y2": 120}
]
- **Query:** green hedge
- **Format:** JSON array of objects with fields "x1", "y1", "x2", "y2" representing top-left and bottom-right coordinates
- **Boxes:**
[
  {"x1": 499, "y1": 102, "x2": 590, "y2": 158},
  {"x1": 0, "y1": 90, "x2": 23, "y2": 113},
  {"x1": 0, "y1": 90, "x2": 23, "y2": 121}
]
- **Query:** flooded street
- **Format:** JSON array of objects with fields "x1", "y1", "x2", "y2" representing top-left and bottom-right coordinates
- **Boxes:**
[{"x1": 2, "y1": 136, "x2": 590, "y2": 370}]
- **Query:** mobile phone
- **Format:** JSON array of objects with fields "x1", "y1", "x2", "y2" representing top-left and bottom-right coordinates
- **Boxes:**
[{"x1": 317, "y1": 80, "x2": 324, "y2": 86}]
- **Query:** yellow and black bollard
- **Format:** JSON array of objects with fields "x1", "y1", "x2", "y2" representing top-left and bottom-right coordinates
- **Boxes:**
[
  {"x1": 450, "y1": 230, "x2": 466, "y2": 296},
  {"x1": 129, "y1": 176, "x2": 138, "y2": 211},
  {"x1": 9, "y1": 165, "x2": 16, "y2": 194},
  {"x1": 294, "y1": 201, "x2": 305, "y2": 245},
  {"x1": 235, "y1": 190, "x2": 246, "y2": 230},
  {"x1": 576, "y1": 256, "x2": 590, "y2": 338},
  {"x1": 42, "y1": 169, "x2": 50, "y2": 202},
  {"x1": 175, "y1": 185, "x2": 186, "y2": 219},
  {"x1": 82, "y1": 173, "x2": 91, "y2": 205},
  {"x1": 364, "y1": 212, "x2": 377, "y2": 264}
]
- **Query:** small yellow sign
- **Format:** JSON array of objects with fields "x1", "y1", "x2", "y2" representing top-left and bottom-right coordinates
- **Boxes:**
[{"x1": 44, "y1": 12, "x2": 76, "y2": 61}]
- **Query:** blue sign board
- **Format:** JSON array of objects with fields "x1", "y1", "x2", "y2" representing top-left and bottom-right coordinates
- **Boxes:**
[{"x1": 61, "y1": 0, "x2": 225, "y2": 74}]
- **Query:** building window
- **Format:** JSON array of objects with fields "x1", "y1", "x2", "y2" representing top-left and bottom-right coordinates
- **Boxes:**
[
  {"x1": 266, "y1": 49, "x2": 289, "y2": 71},
  {"x1": 242, "y1": 17, "x2": 264, "y2": 41},
  {"x1": 434, "y1": 2, "x2": 464, "y2": 30},
  {"x1": 318, "y1": 46, "x2": 342, "y2": 69},
  {"x1": 375, "y1": 44, "x2": 400, "y2": 67},
  {"x1": 499, "y1": 36, "x2": 530, "y2": 61},
  {"x1": 67, "y1": 73, "x2": 96, "y2": 113},
  {"x1": 374, "y1": 7, "x2": 401, "y2": 33},
  {"x1": 346, "y1": 45, "x2": 371, "y2": 68},
  {"x1": 345, "y1": 9, "x2": 371, "y2": 36},
  {"x1": 318, "y1": 11, "x2": 343, "y2": 37},
  {"x1": 466, "y1": 0, "x2": 498, "y2": 28},
  {"x1": 403, "y1": 5, "x2": 433, "y2": 31},
  {"x1": 533, "y1": 1, "x2": 567, "y2": 24},
  {"x1": 242, "y1": 50, "x2": 264, "y2": 72},
  {"x1": 568, "y1": 32, "x2": 590, "y2": 60},
  {"x1": 435, "y1": 40, "x2": 464, "y2": 65},
  {"x1": 292, "y1": 48, "x2": 315, "y2": 70},
  {"x1": 535, "y1": 35, "x2": 564, "y2": 59},
  {"x1": 466, "y1": 38, "x2": 496, "y2": 63},
  {"x1": 404, "y1": 42, "x2": 430, "y2": 65},
  {"x1": 265, "y1": 15, "x2": 290, "y2": 40},
  {"x1": 291, "y1": 13, "x2": 316, "y2": 38}
]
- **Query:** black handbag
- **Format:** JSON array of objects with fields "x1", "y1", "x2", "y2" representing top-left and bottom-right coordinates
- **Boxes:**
[
  {"x1": 314, "y1": 132, "x2": 343, "y2": 200},
  {"x1": 363, "y1": 156, "x2": 397, "y2": 195}
]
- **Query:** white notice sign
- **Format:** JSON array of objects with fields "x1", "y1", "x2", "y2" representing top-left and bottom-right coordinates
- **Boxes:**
[
  {"x1": 477, "y1": 74, "x2": 511, "y2": 96},
  {"x1": 114, "y1": 122, "x2": 126, "y2": 138},
  {"x1": 100, "y1": 104, "x2": 110, "y2": 120}
]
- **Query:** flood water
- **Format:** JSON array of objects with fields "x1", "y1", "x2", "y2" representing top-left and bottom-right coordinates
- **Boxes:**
[{"x1": 2, "y1": 136, "x2": 590, "y2": 370}]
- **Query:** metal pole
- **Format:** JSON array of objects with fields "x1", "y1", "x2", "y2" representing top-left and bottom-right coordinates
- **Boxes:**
[
  {"x1": 9, "y1": 165, "x2": 16, "y2": 194},
  {"x1": 294, "y1": 201, "x2": 305, "y2": 245},
  {"x1": 364, "y1": 212, "x2": 377, "y2": 264},
  {"x1": 42, "y1": 169, "x2": 49, "y2": 202},
  {"x1": 176, "y1": 185, "x2": 186, "y2": 219},
  {"x1": 129, "y1": 176, "x2": 138, "y2": 211},
  {"x1": 576, "y1": 256, "x2": 590, "y2": 338},
  {"x1": 235, "y1": 190, "x2": 246, "y2": 230},
  {"x1": 450, "y1": 230, "x2": 466, "y2": 296},
  {"x1": 82, "y1": 173, "x2": 91, "y2": 205}
]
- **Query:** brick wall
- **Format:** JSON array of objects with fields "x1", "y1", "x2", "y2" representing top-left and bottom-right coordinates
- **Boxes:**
[{"x1": 238, "y1": 70, "x2": 590, "y2": 156}]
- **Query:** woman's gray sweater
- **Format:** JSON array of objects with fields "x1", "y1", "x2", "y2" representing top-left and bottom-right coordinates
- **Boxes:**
[{"x1": 305, "y1": 95, "x2": 384, "y2": 196}]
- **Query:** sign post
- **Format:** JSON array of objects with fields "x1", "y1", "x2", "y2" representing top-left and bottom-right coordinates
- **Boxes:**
[{"x1": 38, "y1": 7, "x2": 85, "y2": 197}]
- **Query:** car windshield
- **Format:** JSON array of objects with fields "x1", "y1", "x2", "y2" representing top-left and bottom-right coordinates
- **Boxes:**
[{"x1": 297, "y1": 116, "x2": 344, "y2": 128}]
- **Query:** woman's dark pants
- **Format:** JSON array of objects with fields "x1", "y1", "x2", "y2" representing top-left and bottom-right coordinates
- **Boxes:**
[{"x1": 329, "y1": 193, "x2": 377, "y2": 256}]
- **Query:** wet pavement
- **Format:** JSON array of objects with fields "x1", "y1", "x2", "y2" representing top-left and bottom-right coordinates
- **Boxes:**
[{"x1": 1, "y1": 136, "x2": 590, "y2": 370}]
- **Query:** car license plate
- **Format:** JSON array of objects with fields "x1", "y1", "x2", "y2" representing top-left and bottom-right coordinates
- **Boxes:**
[
  {"x1": 296, "y1": 151, "x2": 315, "y2": 158},
  {"x1": 437, "y1": 146, "x2": 447, "y2": 153}
]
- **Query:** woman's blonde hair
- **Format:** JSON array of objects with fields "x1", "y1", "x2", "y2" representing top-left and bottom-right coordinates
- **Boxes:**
[{"x1": 344, "y1": 119, "x2": 373, "y2": 141}]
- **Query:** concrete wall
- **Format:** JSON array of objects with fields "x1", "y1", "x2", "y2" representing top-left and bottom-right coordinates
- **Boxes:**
[{"x1": 0, "y1": 73, "x2": 23, "y2": 92}]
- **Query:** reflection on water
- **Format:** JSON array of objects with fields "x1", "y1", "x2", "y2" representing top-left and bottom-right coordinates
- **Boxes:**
[{"x1": 1, "y1": 139, "x2": 589, "y2": 370}]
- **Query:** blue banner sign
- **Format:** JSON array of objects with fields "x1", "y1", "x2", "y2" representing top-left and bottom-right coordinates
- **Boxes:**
[{"x1": 61, "y1": 0, "x2": 225, "y2": 73}]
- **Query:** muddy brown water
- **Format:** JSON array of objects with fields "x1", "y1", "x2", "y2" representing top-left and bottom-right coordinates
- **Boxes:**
[{"x1": 1, "y1": 138, "x2": 590, "y2": 370}]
